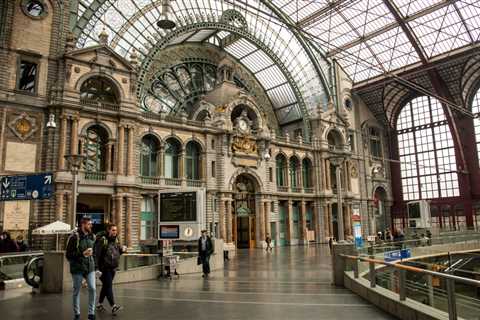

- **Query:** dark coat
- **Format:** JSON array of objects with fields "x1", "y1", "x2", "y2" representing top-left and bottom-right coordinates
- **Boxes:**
[
  {"x1": 198, "y1": 236, "x2": 214, "y2": 256},
  {"x1": 94, "y1": 231, "x2": 124, "y2": 272},
  {"x1": 66, "y1": 230, "x2": 96, "y2": 275}
]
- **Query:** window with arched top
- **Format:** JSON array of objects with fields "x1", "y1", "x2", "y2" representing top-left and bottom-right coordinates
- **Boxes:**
[
  {"x1": 396, "y1": 96, "x2": 459, "y2": 201},
  {"x1": 84, "y1": 125, "x2": 108, "y2": 172},
  {"x1": 164, "y1": 138, "x2": 181, "y2": 179},
  {"x1": 276, "y1": 154, "x2": 287, "y2": 187},
  {"x1": 140, "y1": 135, "x2": 160, "y2": 177},
  {"x1": 302, "y1": 158, "x2": 313, "y2": 189},
  {"x1": 471, "y1": 87, "x2": 480, "y2": 163},
  {"x1": 369, "y1": 127, "x2": 383, "y2": 158},
  {"x1": 289, "y1": 157, "x2": 300, "y2": 188},
  {"x1": 185, "y1": 141, "x2": 201, "y2": 180},
  {"x1": 80, "y1": 76, "x2": 119, "y2": 104}
]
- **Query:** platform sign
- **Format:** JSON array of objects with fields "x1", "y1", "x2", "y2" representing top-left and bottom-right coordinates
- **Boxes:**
[
  {"x1": 384, "y1": 249, "x2": 411, "y2": 262},
  {"x1": 0, "y1": 173, "x2": 54, "y2": 201}
]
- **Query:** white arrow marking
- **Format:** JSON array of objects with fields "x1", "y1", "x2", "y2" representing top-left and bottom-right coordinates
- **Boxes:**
[
  {"x1": 44, "y1": 175, "x2": 52, "y2": 184},
  {"x1": 2, "y1": 179, "x2": 10, "y2": 189}
]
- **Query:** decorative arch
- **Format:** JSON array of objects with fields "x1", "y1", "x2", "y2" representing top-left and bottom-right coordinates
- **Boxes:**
[
  {"x1": 325, "y1": 127, "x2": 345, "y2": 147},
  {"x1": 80, "y1": 121, "x2": 113, "y2": 139},
  {"x1": 137, "y1": 130, "x2": 163, "y2": 146},
  {"x1": 75, "y1": 72, "x2": 125, "y2": 101},
  {"x1": 228, "y1": 168, "x2": 264, "y2": 193},
  {"x1": 184, "y1": 137, "x2": 206, "y2": 153}
]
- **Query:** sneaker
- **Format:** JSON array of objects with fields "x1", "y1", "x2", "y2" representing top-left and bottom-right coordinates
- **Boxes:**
[
  {"x1": 96, "y1": 304, "x2": 106, "y2": 312},
  {"x1": 112, "y1": 304, "x2": 123, "y2": 315},
  {"x1": 87, "y1": 315, "x2": 95, "y2": 320}
]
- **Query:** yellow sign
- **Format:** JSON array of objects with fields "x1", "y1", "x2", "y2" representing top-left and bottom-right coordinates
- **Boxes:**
[{"x1": 4, "y1": 201, "x2": 30, "y2": 230}]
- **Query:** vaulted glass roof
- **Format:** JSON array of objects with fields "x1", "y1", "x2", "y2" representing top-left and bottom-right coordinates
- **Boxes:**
[{"x1": 73, "y1": 0, "x2": 480, "y2": 116}]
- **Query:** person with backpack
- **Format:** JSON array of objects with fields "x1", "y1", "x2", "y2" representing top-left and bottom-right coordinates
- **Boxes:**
[
  {"x1": 198, "y1": 229, "x2": 214, "y2": 278},
  {"x1": 94, "y1": 223, "x2": 126, "y2": 315},
  {"x1": 66, "y1": 216, "x2": 97, "y2": 320}
]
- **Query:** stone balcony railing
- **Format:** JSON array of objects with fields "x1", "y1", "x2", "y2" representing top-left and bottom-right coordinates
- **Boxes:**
[
  {"x1": 140, "y1": 176, "x2": 161, "y2": 185},
  {"x1": 277, "y1": 186, "x2": 289, "y2": 192},
  {"x1": 80, "y1": 98, "x2": 120, "y2": 112},
  {"x1": 83, "y1": 171, "x2": 107, "y2": 181},
  {"x1": 291, "y1": 186, "x2": 302, "y2": 193},
  {"x1": 164, "y1": 178, "x2": 182, "y2": 186},
  {"x1": 304, "y1": 187, "x2": 314, "y2": 194},
  {"x1": 186, "y1": 179, "x2": 203, "y2": 187}
]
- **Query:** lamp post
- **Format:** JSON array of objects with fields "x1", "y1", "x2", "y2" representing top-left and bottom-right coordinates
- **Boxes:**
[
  {"x1": 329, "y1": 156, "x2": 345, "y2": 241},
  {"x1": 64, "y1": 154, "x2": 85, "y2": 229}
]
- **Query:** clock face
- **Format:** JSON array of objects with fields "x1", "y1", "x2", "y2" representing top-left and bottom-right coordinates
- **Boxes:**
[{"x1": 238, "y1": 119, "x2": 248, "y2": 132}]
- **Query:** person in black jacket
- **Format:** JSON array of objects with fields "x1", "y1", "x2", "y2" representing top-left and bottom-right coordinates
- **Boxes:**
[
  {"x1": 94, "y1": 223, "x2": 126, "y2": 315},
  {"x1": 198, "y1": 230, "x2": 214, "y2": 278},
  {"x1": 66, "y1": 216, "x2": 96, "y2": 320}
]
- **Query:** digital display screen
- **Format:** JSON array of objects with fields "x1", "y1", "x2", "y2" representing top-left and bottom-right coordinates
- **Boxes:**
[
  {"x1": 159, "y1": 225, "x2": 180, "y2": 239},
  {"x1": 408, "y1": 202, "x2": 421, "y2": 219},
  {"x1": 160, "y1": 192, "x2": 197, "y2": 222}
]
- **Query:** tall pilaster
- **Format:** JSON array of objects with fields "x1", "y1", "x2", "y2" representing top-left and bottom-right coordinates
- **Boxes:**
[
  {"x1": 265, "y1": 200, "x2": 271, "y2": 238},
  {"x1": 127, "y1": 126, "x2": 134, "y2": 176},
  {"x1": 58, "y1": 115, "x2": 67, "y2": 170},
  {"x1": 71, "y1": 116, "x2": 79, "y2": 155},
  {"x1": 218, "y1": 195, "x2": 226, "y2": 240},
  {"x1": 55, "y1": 191, "x2": 65, "y2": 221},
  {"x1": 117, "y1": 125, "x2": 125, "y2": 175},
  {"x1": 126, "y1": 196, "x2": 133, "y2": 247},
  {"x1": 226, "y1": 198, "x2": 233, "y2": 243},
  {"x1": 286, "y1": 200, "x2": 293, "y2": 243},
  {"x1": 300, "y1": 200, "x2": 307, "y2": 242},
  {"x1": 115, "y1": 195, "x2": 123, "y2": 244}
]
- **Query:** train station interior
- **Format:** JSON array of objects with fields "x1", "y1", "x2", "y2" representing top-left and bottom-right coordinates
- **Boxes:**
[{"x1": 0, "y1": 0, "x2": 479, "y2": 319}]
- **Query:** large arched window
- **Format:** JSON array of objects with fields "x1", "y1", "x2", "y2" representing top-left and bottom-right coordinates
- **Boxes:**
[
  {"x1": 185, "y1": 141, "x2": 201, "y2": 180},
  {"x1": 302, "y1": 158, "x2": 313, "y2": 189},
  {"x1": 80, "y1": 76, "x2": 119, "y2": 104},
  {"x1": 471, "y1": 87, "x2": 480, "y2": 163},
  {"x1": 164, "y1": 138, "x2": 181, "y2": 179},
  {"x1": 140, "y1": 135, "x2": 160, "y2": 177},
  {"x1": 276, "y1": 154, "x2": 287, "y2": 187},
  {"x1": 289, "y1": 157, "x2": 300, "y2": 188},
  {"x1": 84, "y1": 125, "x2": 108, "y2": 172},
  {"x1": 396, "y1": 96, "x2": 459, "y2": 200}
]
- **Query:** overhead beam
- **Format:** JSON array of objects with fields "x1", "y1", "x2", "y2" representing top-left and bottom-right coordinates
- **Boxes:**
[{"x1": 296, "y1": 0, "x2": 351, "y2": 28}]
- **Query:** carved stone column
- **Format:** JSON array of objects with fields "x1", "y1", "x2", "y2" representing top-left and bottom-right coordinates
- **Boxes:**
[
  {"x1": 71, "y1": 116, "x2": 79, "y2": 155},
  {"x1": 55, "y1": 191, "x2": 64, "y2": 221},
  {"x1": 117, "y1": 125, "x2": 125, "y2": 175},
  {"x1": 58, "y1": 116, "x2": 67, "y2": 170},
  {"x1": 126, "y1": 196, "x2": 133, "y2": 247},
  {"x1": 179, "y1": 148, "x2": 185, "y2": 183},
  {"x1": 115, "y1": 195, "x2": 123, "y2": 244},
  {"x1": 66, "y1": 192, "x2": 73, "y2": 228},
  {"x1": 127, "y1": 126, "x2": 134, "y2": 176},
  {"x1": 298, "y1": 163, "x2": 304, "y2": 191},
  {"x1": 218, "y1": 195, "x2": 226, "y2": 240},
  {"x1": 258, "y1": 199, "x2": 266, "y2": 243},
  {"x1": 300, "y1": 200, "x2": 307, "y2": 242},
  {"x1": 105, "y1": 142, "x2": 113, "y2": 173},
  {"x1": 325, "y1": 159, "x2": 331, "y2": 189},
  {"x1": 265, "y1": 201, "x2": 271, "y2": 238},
  {"x1": 286, "y1": 200, "x2": 293, "y2": 243},
  {"x1": 158, "y1": 142, "x2": 165, "y2": 177},
  {"x1": 226, "y1": 198, "x2": 233, "y2": 243}
]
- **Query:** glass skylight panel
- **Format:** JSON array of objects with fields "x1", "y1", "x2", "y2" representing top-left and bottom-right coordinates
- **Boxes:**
[
  {"x1": 169, "y1": 31, "x2": 197, "y2": 45},
  {"x1": 267, "y1": 84, "x2": 296, "y2": 107},
  {"x1": 224, "y1": 38, "x2": 257, "y2": 59},
  {"x1": 217, "y1": 31, "x2": 231, "y2": 39},
  {"x1": 456, "y1": 0, "x2": 480, "y2": 41},
  {"x1": 276, "y1": 104, "x2": 301, "y2": 124},
  {"x1": 187, "y1": 30, "x2": 217, "y2": 42},
  {"x1": 394, "y1": 0, "x2": 444, "y2": 17},
  {"x1": 255, "y1": 66, "x2": 288, "y2": 90},
  {"x1": 240, "y1": 50, "x2": 274, "y2": 73}
]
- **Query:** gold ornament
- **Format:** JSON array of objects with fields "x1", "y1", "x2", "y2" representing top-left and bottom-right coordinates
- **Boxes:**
[
  {"x1": 15, "y1": 118, "x2": 32, "y2": 136},
  {"x1": 232, "y1": 135, "x2": 257, "y2": 154}
]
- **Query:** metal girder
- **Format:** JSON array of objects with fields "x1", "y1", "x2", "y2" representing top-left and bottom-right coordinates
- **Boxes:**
[
  {"x1": 296, "y1": 0, "x2": 352, "y2": 28},
  {"x1": 327, "y1": 0, "x2": 460, "y2": 57}
]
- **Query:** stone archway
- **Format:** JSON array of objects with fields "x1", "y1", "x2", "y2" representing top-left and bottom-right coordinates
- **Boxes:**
[
  {"x1": 232, "y1": 173, "x2": 260, "y2": 249},
  {"x1": 373, "y1": 186, "x2": 389, "y2": 234}
]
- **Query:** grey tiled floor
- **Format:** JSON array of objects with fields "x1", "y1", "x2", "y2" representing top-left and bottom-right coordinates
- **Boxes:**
[{"x1": 0, "y1": 245, "x2": 397, "y2": 319}]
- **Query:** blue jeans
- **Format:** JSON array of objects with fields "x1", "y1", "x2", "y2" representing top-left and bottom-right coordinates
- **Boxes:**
[{"x1": 72, "y1": 272, "x2": 96, "y2": 316}]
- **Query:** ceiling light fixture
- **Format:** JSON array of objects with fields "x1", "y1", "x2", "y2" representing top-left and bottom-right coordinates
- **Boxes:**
[{"x1": 157, "y1": 0, "x2": 176, "y2": 30}]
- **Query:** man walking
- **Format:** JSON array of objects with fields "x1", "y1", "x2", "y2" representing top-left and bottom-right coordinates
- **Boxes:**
[
  {"x1": 95, "y1": 223, "x2": 126, "y2": 315},
  {"x1": 198, "y1": 230, "x2": 214, "y2": 278},
  {"x1": 66, "y1": 216, "x2": 96, "y2": 320},
  {"x1": 265, "y1": 234, "x2": 273, "y2": 252}
]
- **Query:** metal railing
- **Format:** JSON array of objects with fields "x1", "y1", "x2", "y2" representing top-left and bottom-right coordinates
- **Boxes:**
[
  {"x1": 342, "y1": 251, "x2": 480, "y2": 320},
  {"x1": 0, "y1": 251, "x2": 43, "y2": 282}
]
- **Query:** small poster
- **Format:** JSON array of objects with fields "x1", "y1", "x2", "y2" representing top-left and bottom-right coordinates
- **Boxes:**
[{"x1": 3, "y1": 200, "x2": 30, "y2": 230}]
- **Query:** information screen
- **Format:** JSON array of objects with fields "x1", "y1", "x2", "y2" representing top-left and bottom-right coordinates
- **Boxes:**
[
  {"x1": 159, "y1": 225, "x2": 180, "y2": 239},
  {"x1": 408, "y1": 202, "x2": 421, "y2": 219},
  {"x1": 160, "y1": 192, "x2": 197, "y2": 222}
]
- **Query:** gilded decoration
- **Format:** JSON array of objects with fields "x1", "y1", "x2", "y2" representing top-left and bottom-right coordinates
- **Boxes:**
[
  {"x1": 350, "y1": 163, "x2": 358, "y2": 178},
  {"x1": 232, "y1": 135, "x2": 257, "y2": 155},
  {"x1": 8, "y1": 113, "x2": 38, "y2": 141}
]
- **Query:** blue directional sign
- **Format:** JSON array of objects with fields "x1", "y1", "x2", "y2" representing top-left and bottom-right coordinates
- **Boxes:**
[
  {"x1": 384, "y1": 248, "x2": 411, "y2": 262},
  {"x1": 0, "y1": 173, "x2": 54, "y2": 201}
]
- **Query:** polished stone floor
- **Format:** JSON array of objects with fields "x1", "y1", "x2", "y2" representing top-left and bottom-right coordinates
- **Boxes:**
[{"x1": 0, "y1": 245, "x2": 396, "y2": 319}]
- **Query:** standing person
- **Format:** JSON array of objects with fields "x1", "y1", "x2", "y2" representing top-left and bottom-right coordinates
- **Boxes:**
[
  {"x1": 265, "y1": 234, "x2": 273, "y2": 252},
  {"x1": 66, "y1": 217, "x2": 96, "y2": 320},
  {"x1": 94, "y1": 223, "x2": 126, "y2": 315},
  {"x1": 198, "y1": 229, "x2": 214, "y2": 278},
  {"x1": 16, "y1": 235, "x2": 28, "y2": 252},
  {"x1": 1, "y1": 232, "x2": 18, "y2": 253}
]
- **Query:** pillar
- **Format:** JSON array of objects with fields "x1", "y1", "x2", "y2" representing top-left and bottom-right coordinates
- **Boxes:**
[
  {"x1": 298, "y1": 163, "x2": 304, "y2": 191},
  {"x1": 226, "y1": 199, "x2": 233, "y2": 243},
  {"x1": 105, "y1": 142, "x2": 113, "y2": 173},
  {"x1": 158, "y1": 143, "x2": 165, "y2": 177},
  {"x1": 127, "y1": 127, "x2": 134, "y2": 176},
  {"x1": 325, "y1": 159, "x2": 331, "y2": 189},
  {"x1": 115, "y1": 195, "x2": 123, "y2": 244},
  {"x1": 58, "y1": 116, "x2": 67, "y2": 170},
  {"x1": 66, "y1": 192, "x2": 73, "y2": 228},
  {"x1": 324, "y1": 204, "x2": 331, "y2": 238},
  {"x1": 265, "y1": 201, "x2": 271, "y2": 238},
  {"x1": 126, "y1": 196, "x2": 133, "y2": 247},
  {"x1": 286, "y1": 200, "x2": 293, "y2": 243},
  {"x1": 218, "y1": 196, "x2": 226, "y2": 240},
  {"x1": 71, "y1": 117, "x2": 79, "y2": 155},
  {"x1": 314, "y1": 200, "x2": 324, "y2": 243},
  {"x1": 117, "y1": 125, "x2": 125, "y2": 175},
  {"x1": 300, "y1": 200, "x2": 307, "y2": 242},
  {"x1": 335, "y1": 165, "x2": 345, "y2": 241},
  {"x1": 55, "y1": 191, "x2": 64, "y2": 221},
  {"x1": 258, "y1": 198, "x2": 265, "y2": 243},
  {"x1": 344, "y1": 204, "x2": 352, "y2": 238}
]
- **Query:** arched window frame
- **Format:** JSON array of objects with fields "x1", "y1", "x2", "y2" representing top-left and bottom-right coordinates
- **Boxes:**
[
  {"x1": 164, "y1": 138, "x2": 181, "y2": 179},
  {"x1": 289, "y1": 157, "x2": 300, "y2": 188},
  {"x1": 302, "y1": 158, "x2": 313, "y2": 189},
  {"x1": 140, "y1": 135, "x2": 159, "y2": 177},
  {"x1": 369, "y1": 127, "x2": 383, "y2": 158},
  {"x1": 80, "y1": 76, "x2": 120, "y2": 104},
  {"x1": 276, "y1": 155, "x2": 287, "y2": 187},
  {"x1": 84, "y1": 125, "x2": 108, "y2": 173},
  {"x1": 396, "y1": 96, "x2": 459, "y2": 201},
  {"x1": 185, "y1": 141, "x2": 201, "y2": 180},
  {"x1": 471, "y1": 86, "x2": 480, "y2": 164}
]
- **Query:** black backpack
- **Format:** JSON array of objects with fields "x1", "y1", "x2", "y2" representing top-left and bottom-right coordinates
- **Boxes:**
[{"x1": 100, "y1": 237, "x2": 121, "y2": 269}]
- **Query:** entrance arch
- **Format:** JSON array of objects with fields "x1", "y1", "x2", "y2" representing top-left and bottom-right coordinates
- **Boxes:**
[
  {"x1": 231, "y1": 173, "x2": 260, "y2": 249},
  {"x1": 373, "y1": 186, "x2": 388, "y2": 234}
]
